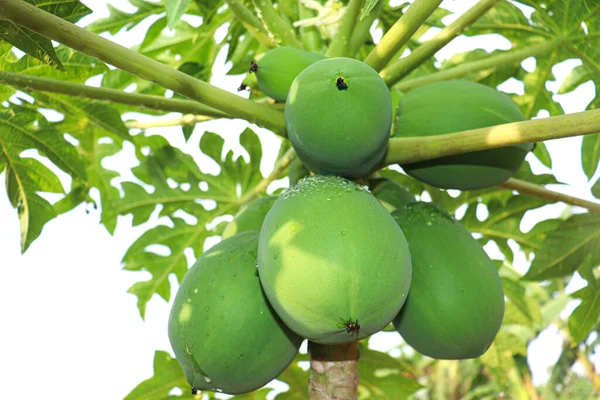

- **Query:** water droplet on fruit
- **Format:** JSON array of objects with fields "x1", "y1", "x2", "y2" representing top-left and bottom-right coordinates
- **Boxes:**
[
  {"x1": 240, "y1": 353, "x2": 244, "y2": 358},
  {"x1": 220, "y1": 296, "x2": 225, "y2": 301},
  {"x1": 341, "y1": 231, "x2": 346, "y2": 236},
  {"x1": 253, "y1": 259, "x2": 258, "y2": 267},
  {"x1": 273, "y1": 253, "x2": 279, "y2": 260},
  {"x1": 193, "y1": 288, "x2": 198, "y2": 294},
  {"x1": 220, "y1": 314, "x2": 225, "y2": 320},
  {"x1": 426, "y1": 221, "x2": 432, "y2": 226},
  {"x1": 235, "y1": 357, "x2": 241, "y2": 361},
  {"x1": 186, "y1": 297, "x2": 191, "y2": 303},
  {"x1": 204, "y1": 376, "x2": 212, "y2": 383},
  {"x1": 204, "y1": 305, "x2": 210, "y2": 312}
]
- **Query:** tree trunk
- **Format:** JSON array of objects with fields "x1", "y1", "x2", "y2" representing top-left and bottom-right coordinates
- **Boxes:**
[{"x1": 308, "y1": 342, "x2": 360, "y2": 399}]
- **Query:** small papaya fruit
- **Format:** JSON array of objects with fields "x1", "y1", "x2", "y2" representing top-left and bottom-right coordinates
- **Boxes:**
[
  {"x1": 395, "y1": 80, "x2": 534, "y2": 190},
  {"x1": 369, "y1": 178, "x2": 415, "y2": 212},
  {"x1": 288, "y1": 158, "x2": 310, "y2": 186},
  {"x1": 254, "y1": 46, "x2": 324, "y2": 102},
  {"x1": 258, "y1": 175, "x2": 412, "y2": 344},
  {"x1": 286, "y1": 57, "x2": 392, "y2": 178},
  {"x1": 392, "y1": 202, "x2": 505, "y2": 359},
  {"x1": 222, "y1": 196, "x2": 278, "y2": 239},
  {"x1": 168, "y1": 231, "x2": 303, "y2": 394}
]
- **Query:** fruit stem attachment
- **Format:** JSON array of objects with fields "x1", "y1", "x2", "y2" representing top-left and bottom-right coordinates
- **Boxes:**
[
  {"x1": 380, "y1": 0, "x2": 502, "y2": 86},
  {"x1": 0, "y1": 0, "x2": 287, "y2": 137},
  {"x1": 308, "y1": 342, "x2": 360, "y2": 399},
  {"x1": 236, "y1": 148, "x2": 297, "y2": 205},
  {"x1": 499, "y1": 178, "x2": 600, "y2": 213},
  {"x1": 326, "y1": 0, "x2": 364, "y2": 58},
  {"x1": 223, "y1": 0, "x2": 277, "y2": 48},
  {"x1": 394, "y1": 39, "x2": 564, "y2": 92},
  {"x1": 252, "y1": 0, "x2": 304, "y2": 48},
  {"x1": 364, "y1": 0, "x2": 443, "y2": 72},
  {"x1": 0, "y1": 71, "x2": 229, "y2": 119},
  {"x1": 384, "y1": 109, "x2": 600, "y2": 165}
]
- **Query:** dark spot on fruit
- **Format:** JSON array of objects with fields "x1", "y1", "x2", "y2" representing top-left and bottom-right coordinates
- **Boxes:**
[
  {"x1": 336, "y1": 77, "x2": 348, "y2": 90},
  {"x1": 249, "y1": 61, "x2": 258, "y2": 73},
  {"x1": 237, "y1": 83, "x2": 248, "y2": 92},
  {"x1": 191, "y1": 387, "x2": 198, "y2": 395},
  {"x1": 345, "y1": 319, "x2": 360, "y2": 334}
]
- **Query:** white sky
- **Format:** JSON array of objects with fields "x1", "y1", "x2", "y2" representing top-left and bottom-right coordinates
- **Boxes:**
[{"x1": 0, "y1": 1, "x2": 599, "y2": 399}]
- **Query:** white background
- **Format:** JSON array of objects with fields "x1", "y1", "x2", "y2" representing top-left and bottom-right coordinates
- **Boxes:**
[{"x1": 0, "y1": 1, "x2": 599, "y2": 399}]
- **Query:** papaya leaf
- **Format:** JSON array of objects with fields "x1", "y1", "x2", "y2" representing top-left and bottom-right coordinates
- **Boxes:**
[
  {"x1": 166, "y1": 0, "x2": 193, "y2": 30},
  {"x1": 123, "y1": 351, "x2": 189, "y2": 400},
  {"x1": 361, "y1": 0, "x2": 381, "y2": 21},
  {"x1": 523, "y1": 213, "x2": 600, "y2": 281},
  {"x1": 544, "y1": 344, "x2": 578, "y2": 397},
  {"x1": 87, "y1": 0, "x2": 164, "y2": 34},
  {"x1": 0, "y1": 0, "x2": 91, "y2": 71},
  {"x1": 582, "y1": 133, "x2": 600, "y2": 180},
  {"x1": 568, "y1": 284, "x2": 600, "y2": 343},
  {"x1": 593, "y1": 176, "x2": 600, "y2": 199},
  {"x1": 540, "y1": 292, "x2": 571, "y2": 327},
  {"x1": 501, "y1": 278, "x2": 534, "y2": 323}
]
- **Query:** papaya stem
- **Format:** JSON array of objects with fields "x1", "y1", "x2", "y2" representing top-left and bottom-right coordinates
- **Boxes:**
[
  {"x1": 577, "y1": 349, "x2": 600, "y2": 394},
  {"x1": 236, "y1": 148, "x2": 297, "y2": 205},
  {"x1": 252, "y1": 0, "x2": 304, "y2": 48},
  {"x1": 125, "y1": 115, "x2": 214, "y2": 129},
  {"x1": 308, "y1": 342, "x2": 360, "y2": 400},
  {"x1": 0, "y1": 0, "x2": 287, "y2": 137},
  {"x1": 347, "y1": 0, "x2": 384, "y2": 58},
  {"x1": 364, "y1": 0, "x2": 443, "y2": 72},
  {"x1": 499, "y1": 178, "x2": 600, "y2": 213},
  {"x1": 298, "y1": 0, "x2": 323, "y2": 52},
  {"x1": 384, "y1": 109, "x2": 600, "y2": 165},
  {"x1": 326, "y1": 0, "x2": 364, "y2": 58},
  {"x1": 223, "y1": 0, "x2": 277, "y2": 48},
  {"x1": 0, "y1": 70, "x2": 229, "y2": 118},
  {"x1": 380, "y1": 0, "x2": 502, "y2": 86},
  {"x1": 394, "y1": 40, "x2": 564, "y2": 92}
]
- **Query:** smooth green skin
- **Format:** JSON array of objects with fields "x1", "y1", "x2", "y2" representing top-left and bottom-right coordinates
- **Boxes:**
[
  {"x1": 286, "y1": 58, "x2": 392, "y2": 179},
  {"x1": 369, "y1": 178, "x2": 416, "y2": 212},
  {"x1": 396, "y1": 80, "x2": 534, "y2": 190},
  {"x1": 168, "y1": 232, "x2": 302, "y2": 394},
  {"x1": 222, "y1": 196, "x2": 278, "y2": 239},
  {"x1": 256, "y1": 46, "x2": 324, "y2": 102},
  {"x1": 392, "y1": 202, "x2": 505, "y2": 359},
  {"x1": 288, "y1": 158, "x2": 310, "y2": 186},
  {"x1": 258, "y1": 176, "x2": 412, "y2": 344}
]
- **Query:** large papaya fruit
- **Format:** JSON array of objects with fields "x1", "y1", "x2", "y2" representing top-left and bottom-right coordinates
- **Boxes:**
[
  {"x1": 258, "y1": 175, "x2": 412, "y2": 344},
  {"x1": 168, "y1": 231, "x2": 303, "y2": 394},
  {"x1": 254, "y1": 46, "x2": 324, "y2": 102},
  {"x1": 392, "y1": 202, "x2": 504, "y2": 359},
  {"x1": 369, "y1": 178, "x2": 415, "y2": 212},
  {"x1": 222, "y1": 196, "x2": 278, "y2": 239},
  {"x1": 288, "y1": 158, "x2": 310, "y2": 186},
  {"x1": 286, "y1": 58, "x2": 392, "y2": 179},
  {"x1": 395, "y1": 80, "x2": 534, "y2": 190}
]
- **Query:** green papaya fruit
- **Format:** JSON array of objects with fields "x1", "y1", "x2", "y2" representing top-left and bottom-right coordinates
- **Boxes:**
[
  {"x1": 392, "y1": 202, "x2": 505, "y2": 359},
  {"x1": 369, "y1": 178, "x2": 416, "y2": 212},
  {"x1": 288, "y1": 158, "x2": 310, "y2": 186},
  {"x1": 168, "y1": 231, "x2": 303, "y2": 394},
  {"x1": 222, "y1": 196, "x2": 278, "y2": 239},
  {"x1": 286, "y1": 57, "x2": 392, "y2": 179},
  {"x1": 395, "y1": 80, "x2": 534, "y2": 190},
  {"x1": 254, "y1": 46, "x2": 324, "y2": 102},
  {"x1": 258, "y1": 175, "x2": 412, "y2": 344}
]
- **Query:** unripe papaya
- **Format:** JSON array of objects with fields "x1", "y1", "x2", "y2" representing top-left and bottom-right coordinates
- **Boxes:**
[
  {"x1": 258, "y1": 176, "x2": 412, "y2": 344},
  {"x1": 288, "y1": 158, "x2": 310, "y2": 186},
  {"x1": 254, "y1": 46, "x2": 324, "y2": 102},
  {"x1": 168, "y1": 231, "x2": 303, "y2": 394},
  {"x1": 369, "y1": 178, "x2": 415, "y2": 212},
  {"x1": 395, "y1": 81, "x2": 534, "y2": 190},
  {"x1": 222, "y1": 196, "x2": 278, "y2": 239},
  {"x1": 392, "y1": 202, "x2": 504, "y2": 359},
  {"x1": 286, "y1": 58, "x2": 392, "y2": 179}
]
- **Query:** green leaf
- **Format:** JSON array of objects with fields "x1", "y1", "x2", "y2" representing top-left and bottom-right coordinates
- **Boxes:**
[
  {"x1": 166, "y1": 0, "x2": 193, "y2": 30},
  {"x1": 533, "y1": 142, "x2": 552, "y2": 168},
  {"x1": 0, "y1": 0, "x2": 91, "y2": 71},
  {"x1": 523, "y1": 213, "x2": 600, "y2": 281},
  {"x1": 593, "y1": 176, "x2": 600, "y2": 199},
  {"x1": 357, "y1": 346, "x2": 422, "y2": 399},
  {"x1": 87, "y1": 0, "x2": 163, "y2": 34},
  {"x1": 544, "y1": 345, "x2": 578, "y2": 397},
  {"x1": 578, "y1": 255, "x2": 599, "y2": 290},
  {"x1": 568, "y1": 284, "x2": 600, "y2": 343},
  {"x1": 360, "y1": 0, "x2": 381, "y2": 21},
  {"x1": 124, "y1": 351, "x2": 188, "y2": 400},
  {"x1": 582, "y1": 133, "x2": 600, "y2": 180}
]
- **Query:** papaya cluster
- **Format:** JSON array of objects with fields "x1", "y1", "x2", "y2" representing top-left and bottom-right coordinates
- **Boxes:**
[{"x1": 168, "y1": 46, "x2": 537, "y2": 395}]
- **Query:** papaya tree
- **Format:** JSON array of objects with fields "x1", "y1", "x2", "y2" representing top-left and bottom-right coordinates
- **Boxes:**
[{"x1": 1, "y1": 0, "x2": 600, "y2": 399}]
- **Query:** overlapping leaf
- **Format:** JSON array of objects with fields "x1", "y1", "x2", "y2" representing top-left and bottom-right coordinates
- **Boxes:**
[
  {"x1": 86, "y1": 0, "x2": 163, "y2": 34},
  {"x1": 123, "y1": 351, "x2": 190, "y2": 400}
]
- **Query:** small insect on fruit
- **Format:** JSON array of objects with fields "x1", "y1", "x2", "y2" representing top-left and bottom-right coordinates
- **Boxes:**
[
  {"x1": 336, "y1": 77, "x2": 348, "y2": 90},
  {"x1": 345, "y1": 320, "x2": 360, "y2": 334},
  {"x1": 249, "y1": 61, "x2": 258, "y2": 73}
]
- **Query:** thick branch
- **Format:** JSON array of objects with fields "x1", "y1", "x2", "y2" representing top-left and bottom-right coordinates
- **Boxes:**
[
  {"x1": 326, "y1": 0, "x2": 364, "y2": 58},
  {"x1": 252, "y1": 0, "x2": 303, "y2": 48},
  {"x1": 298, "y1": 0, "x2": 322, "y2": 52},
  {"x1": 0, "y1": 0, "x2": 287, "y2": 136},
  {"x1": 364, "y1": 0, "x2": 443, "y2": 71},
  {"x1": 395, "y1": 40, "x2": 563, "y2": 92},
  {"x1": 223, "y1": 0, "x2": 277, "y2": 48},
  {"x1": 308, "y1": 342, "x2": 359, "y2": 400},
  {"x1": 0, "y1": 70, "x2": 229, "y2": 118},
  {"x1": 384, "y1": 109, "x2": 600, "y2": 165},
  {"x1": 380, "y1": 0, "x2": 502, "y2": 86},
  {"x1": 499, "y1": 178, "x2": 600, "y2": 213}
]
